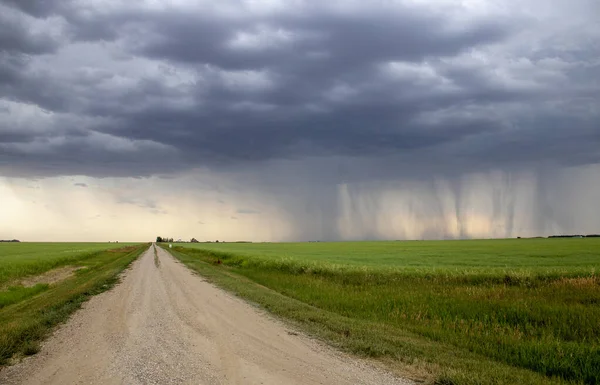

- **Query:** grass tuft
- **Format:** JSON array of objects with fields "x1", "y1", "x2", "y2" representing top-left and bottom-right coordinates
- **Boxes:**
[{"x1": 22, "y1": 340, "x2": 40, "y2": 356}]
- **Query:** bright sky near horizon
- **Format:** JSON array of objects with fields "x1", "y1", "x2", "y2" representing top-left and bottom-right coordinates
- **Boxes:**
[{"x1": 1, "y1": 0, "x2": 599, "y2": 242}]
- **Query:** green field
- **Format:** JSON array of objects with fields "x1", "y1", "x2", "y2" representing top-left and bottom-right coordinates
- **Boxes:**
[
  {"x1": 0, "y1": 242, "x2": 146, "y2": 364},
  {"x1": 169, "y1": 238, "x2": 600, "y2": 385},
  {"x1": 0, "y1": 242, "x2": 139, "y2": 286},
  {"x1": 179, "y1": 238, "x2": 600, "y2": 271}
]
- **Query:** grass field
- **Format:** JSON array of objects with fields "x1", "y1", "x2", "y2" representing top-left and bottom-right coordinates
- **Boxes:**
[
  {"x1": 0, "y1": 242, "x2": 139, "y2": 286},
  {"x1": 168, "y1": 238, "x2": 600, "y2": 385},
  {"x1": 0, "y1": 242, "x2": 147, "y2": 364}
]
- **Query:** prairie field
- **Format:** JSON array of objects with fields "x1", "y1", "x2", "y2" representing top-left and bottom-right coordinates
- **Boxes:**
[
  {"x1": 169, "y1": 238, "x2": 600, "y2": 385},
  {"x1": 0, "y1": 242, "x2": 139, "y2": 286}
]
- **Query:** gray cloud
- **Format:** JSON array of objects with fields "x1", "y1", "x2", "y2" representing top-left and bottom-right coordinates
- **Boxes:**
[
  {"x1": 237, "y1": 209, "x2": 260, "y2": 215},
  {"x1": 1, "y1": 0, "x2": 64, "y2": 18},
  {"x1": 116, "y1": 197, "x2": 159, "y2": 210},
  {"x1": 0, "y1": 0, "x2": 598, "y2": 181},
  {"x1": 73, "y1": 182, "x2": 87, "y2": 188},
  {"x1": 0, "y1": 4, "x2": 63, "y2": 55},
  {"x1": 135, "y1": 6, "x2": 511, "y2": 70}
]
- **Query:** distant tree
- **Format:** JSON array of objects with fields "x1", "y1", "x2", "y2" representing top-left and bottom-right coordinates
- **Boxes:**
[
  {"x1": 168, "y1": 238, "x2": 174, "y2": 243},
  {"x1": 215, "y1": 240, "x2": 219, "y2": 243},
  {"x1": 190, "y1": 238, "x2": 199, "y2": 243},
  {"x1": 156, "y1": 236, "x2": 163, "y2": 242}
]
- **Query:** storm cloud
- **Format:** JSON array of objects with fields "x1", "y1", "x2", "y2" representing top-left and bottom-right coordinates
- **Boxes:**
[{"x1": 1, "y1": 0, "x2": 599, "y2": 241}]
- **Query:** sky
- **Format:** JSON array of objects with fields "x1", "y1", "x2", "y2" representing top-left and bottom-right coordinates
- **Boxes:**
[{"x1": 1, "y1": 0, "x2": 599, "y2": 242}]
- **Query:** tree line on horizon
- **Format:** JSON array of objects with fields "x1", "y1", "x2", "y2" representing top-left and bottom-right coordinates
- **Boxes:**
[
  {"x1": 156, "y1": 237, "x2": 232, "y2": 243},
  {"x1": 548, "y1": 234, "x2": 600, "y2": 238}
]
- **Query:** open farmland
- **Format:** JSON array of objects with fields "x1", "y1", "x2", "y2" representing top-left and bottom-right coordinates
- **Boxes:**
[
  {"x1": 0, "y1": 243, "x2": 140, "y2": 286},
  {"x1": 174, "y1": 238, "x2": 600, "y2": 271},
  {"x1": 169, "y1": 238, "x2": 600, "y2": 385},
  {"x1": 1, "y1": 246, "x2": 411, "y2": 385},
  {"x1": 0, "y1": 242, "x2": 147, "y2": 364}
]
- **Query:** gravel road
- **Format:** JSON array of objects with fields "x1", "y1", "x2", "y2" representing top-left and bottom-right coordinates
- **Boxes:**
[{"x1": 0, "y1": 246, "x2": 411, "y2": 385}]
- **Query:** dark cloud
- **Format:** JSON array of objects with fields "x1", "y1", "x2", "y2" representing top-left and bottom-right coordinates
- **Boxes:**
[
  {"x1": 135, "y1": 6, "x2": 510, "y2": 70},
  {"x1": 0, "y1": 6, "x2": 62, "y2": 55},
  {"x1": 1, "y1": 0, "x2": 65, "y2": 18},
  {"x1": 73, "y1": 182, "x2": 87, "y2": 188},
  {"x1": 0, "y1": 0, "x2": 598, "y2": 180}
]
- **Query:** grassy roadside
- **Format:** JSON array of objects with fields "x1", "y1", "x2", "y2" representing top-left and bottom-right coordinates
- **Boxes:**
[
  {"x1": 165, "y1": 245, "x2": 586, "y2": 385},
  {"x1": 0, "y1": 244, "x2": 148, "y2": 365}
]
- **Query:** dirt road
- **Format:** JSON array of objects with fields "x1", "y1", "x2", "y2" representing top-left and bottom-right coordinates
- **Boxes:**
[{"x1": 0, "y1": 246, "x2": 410, "y2": 385}]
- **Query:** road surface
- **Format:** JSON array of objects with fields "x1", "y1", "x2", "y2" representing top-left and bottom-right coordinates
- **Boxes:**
[{"x1": 0, "y1": 246, "x2": 410, "y2": 385}]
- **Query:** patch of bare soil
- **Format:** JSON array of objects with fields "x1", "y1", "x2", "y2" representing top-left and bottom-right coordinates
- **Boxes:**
[{"x1": 19, "y1": 266, "x2": 80, "y2": 287}]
